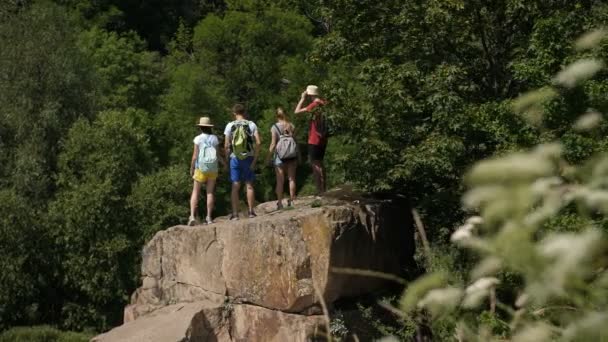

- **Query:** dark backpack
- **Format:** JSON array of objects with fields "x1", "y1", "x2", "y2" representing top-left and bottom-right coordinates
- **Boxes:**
[{"x1": 310, "y1": 102, "x2": 332, "y2": 139}]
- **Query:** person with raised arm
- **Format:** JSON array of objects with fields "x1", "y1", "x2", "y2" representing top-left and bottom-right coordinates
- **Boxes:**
[{"x1": 294, "y1": 85, "x2": 328, "y2": 195}]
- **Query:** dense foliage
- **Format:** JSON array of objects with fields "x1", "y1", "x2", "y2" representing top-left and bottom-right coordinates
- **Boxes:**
[
  {"x1": 397, "y1": 38, "x2": 608, "y2": 340},
  {"x1": 2, "y1": 0, "x2": 608, "y2": 339}
]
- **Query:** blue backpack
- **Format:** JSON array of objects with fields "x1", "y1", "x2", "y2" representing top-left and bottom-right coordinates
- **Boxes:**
[{"x1": 197, "y1": 135, "x2": 218, "y2": 173}]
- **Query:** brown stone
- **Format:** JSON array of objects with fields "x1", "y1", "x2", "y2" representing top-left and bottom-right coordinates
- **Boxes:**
[
  {"x1": 95, "y1": 301, "x2": 323, "y2": 342},
  {"x1": 126, "y1": 196, "x2": 413, "y2": 321},
  {"x1": 100, "y1": 196, "x2": 414, "y2": 341}
]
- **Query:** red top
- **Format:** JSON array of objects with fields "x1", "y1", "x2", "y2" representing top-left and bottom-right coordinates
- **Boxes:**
[{"x1": 304, "y1": 99, "x2": 327, "y2": 145}]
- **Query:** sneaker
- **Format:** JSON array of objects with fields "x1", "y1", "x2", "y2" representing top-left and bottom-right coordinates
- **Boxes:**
[
  {"x1": 276, "y1": 201, "x2": 284, "y2": 210},
  {"x1": 206, "y1": 216, "x2": 213, "y2": 225},
  {"x1": 188, "y1": 216, "x2": 197, "y2": 226},
  {"x1": 229, "y1": 214, "x2": 239, "y2": 221},
  {"x1": 287, "y1": 199, "x2": 294, "y2": 207},
  {"x1": 248, "y1": 210, "x2": 257, "y2": 218}
]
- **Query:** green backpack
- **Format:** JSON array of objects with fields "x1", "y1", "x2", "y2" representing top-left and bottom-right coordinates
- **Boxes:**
[{"x1": 230, "y1": 120, "x2": 253, "y2": 159}]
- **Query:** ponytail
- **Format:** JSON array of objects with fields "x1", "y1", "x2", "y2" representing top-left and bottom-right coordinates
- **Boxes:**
[{"x1": 276, "y1": 107, "x2": 289, "y2": 123}]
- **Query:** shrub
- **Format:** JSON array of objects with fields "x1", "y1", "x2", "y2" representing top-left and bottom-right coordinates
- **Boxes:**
[{"x1": 0, "y1": 326, "x2": 92, "y2": 342}]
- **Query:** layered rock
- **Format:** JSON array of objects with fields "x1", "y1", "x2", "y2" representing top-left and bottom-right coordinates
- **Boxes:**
[
  {"x1": 93, "y1": 301, "x2": 325, "y2": 342},
  {"x1": 95, "y1": 195, "x2": 414, "y2": 341}
]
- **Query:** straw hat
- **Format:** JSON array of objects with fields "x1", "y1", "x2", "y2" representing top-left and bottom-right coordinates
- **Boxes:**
[
  {"x1": 195, "y1": 117, "x2": 214, "y2": 127},
  {"x1": 306, "y1": 85, "x2": 319, "y2": 96}
]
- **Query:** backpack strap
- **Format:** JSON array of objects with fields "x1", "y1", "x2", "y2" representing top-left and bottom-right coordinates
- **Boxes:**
[
  {"x1": 204, "y1": 134, "x2": 214, "y2": 147},
  {"x1": 273, "y1": 123, "x2": 283, "y2": 137}
]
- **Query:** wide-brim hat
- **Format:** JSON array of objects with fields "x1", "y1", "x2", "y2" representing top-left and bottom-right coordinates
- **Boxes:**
[
  {"x1": 195, "y1": 117, "x2": 214, "y2": 127},
  {"x1": 306, "y1": 85, "x2": 319, "y2": 96}
]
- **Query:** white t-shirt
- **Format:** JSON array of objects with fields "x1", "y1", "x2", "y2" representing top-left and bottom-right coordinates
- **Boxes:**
[
  {"x1": 224, "y1": 120, "x2": 258, "y2": 158},
  {"x1": 193, "y1": 133, "x2": 219, "y2": 148}
]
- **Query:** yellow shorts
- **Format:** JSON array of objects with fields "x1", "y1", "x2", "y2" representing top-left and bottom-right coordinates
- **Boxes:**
[{"x1": 193, "y1": 169, "x2": 218, "y2": 183}]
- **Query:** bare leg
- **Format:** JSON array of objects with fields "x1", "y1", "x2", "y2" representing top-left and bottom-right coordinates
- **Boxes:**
[
  {"x1": 287, "y1": 160, "x2": 297, "y2": 201},
  {"x1": 206, "y1": 178, "x2": 216, "y2": 219},
  {"x1": 275, "y1": 165, "x2": 285, "y2": 204},
  {"x1": 246, "y1": 182, "x2": 255, "y2": 212},
  {"x1": 312, "y1": 160, "x2": 325, "y2": 195},
  {"x1": 319, "y1": 160, "x2": 326, "y2": 193},
  {"x1": 190, "y1": 180, "x2": 202, "y2": 218},
  {"x1": 231, "y1": 182, "x2": 241, "y2": 215}
]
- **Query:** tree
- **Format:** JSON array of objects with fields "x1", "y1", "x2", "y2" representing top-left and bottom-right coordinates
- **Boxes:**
[
  {"x1": 0, "y1": 190, "x2": 45, "y2": 330},
  {"x1": 78, "y1": 27, "x2": 165, "y2": 112},
  {"x1": 49, "y1": 109, "x2": 152, "y2": 330},
  {"x1": 0, "y1": 1, "x2": 96, "y2": 202},
  {"x1": 310, "y1": 0, "x2": 607, "y2": 234}
]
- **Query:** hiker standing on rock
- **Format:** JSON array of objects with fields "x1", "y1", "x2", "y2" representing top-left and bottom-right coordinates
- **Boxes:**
[
  {"x1": 294, "y1": 85, "x2": 328, "y2": 195},
  {"x1": 189, "y1": 117, "x2": 223, "y2": 226},
  {"x1": 224, "y1": 104, "x2": 261, "y2": 220},
  {"x1": 266, "y1": 107, "x2": 298, "y2": 210}
]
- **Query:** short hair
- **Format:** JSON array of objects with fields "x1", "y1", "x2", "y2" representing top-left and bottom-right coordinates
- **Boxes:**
[{"x1": 232, "y1": 104, "x2": 246, "y2": 115}]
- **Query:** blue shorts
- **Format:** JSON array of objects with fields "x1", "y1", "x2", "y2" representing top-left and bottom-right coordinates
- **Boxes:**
[{"x1": 230, "y1": 156, "x2": 255, "y2": 183}]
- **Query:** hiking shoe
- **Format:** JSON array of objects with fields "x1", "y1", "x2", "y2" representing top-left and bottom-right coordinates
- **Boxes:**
[
  {"x1": 188, "y1": 216, "x2": 197, "y2": 226},
  {"x1": 229, "y1": 214, "x2": 239, "y2": 221},
  {"x1": 276, "y1": 201, "x2": 284, "y2": 211},
  {"x1": 287, "y1": 199, "x2": 293, "y2": 207},
  {"x1": 248, "y1": 210, "x2": 257, "y2": 218},
  {"x1": 205, "y1": 216, "x2": 214, "y2": 225}
]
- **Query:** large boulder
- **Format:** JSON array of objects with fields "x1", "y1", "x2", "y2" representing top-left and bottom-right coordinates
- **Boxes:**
[
  {"x1": 97, "y1": 195, "x2": 414, "y2": 341},
  {"x1": 94, "y1": 301, "x2": 325, "y2": 342},
  {"x1": 129, "y1": 196, "x2": 413, "y2": 320}
]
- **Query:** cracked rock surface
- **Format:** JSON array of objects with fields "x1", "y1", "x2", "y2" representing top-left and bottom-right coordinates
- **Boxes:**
[{"x1": 94, "y1": 195, "x2": 414, "y2": 342}]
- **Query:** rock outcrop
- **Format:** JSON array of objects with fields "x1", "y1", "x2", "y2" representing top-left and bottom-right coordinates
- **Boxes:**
[{"x1": 94, "y1": 195, "x2": 414, "y2": 342}]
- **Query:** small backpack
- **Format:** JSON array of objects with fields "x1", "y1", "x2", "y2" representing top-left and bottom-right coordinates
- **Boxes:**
[
  {"x1": 198, "y1": 135, "x2": 218, "y2": 172},
  {"x1": 310, "y1": 102, "x2": 332, "y2": 139},
  {"x1": 274, "y1": 123, "x2": 297, "y2": 161},
  {"x1": 316, "y1": 114, "x2": 330, "y2": 139},
  {"x1": 230, "y1": 120, "x2": 253, "y2": 160}
]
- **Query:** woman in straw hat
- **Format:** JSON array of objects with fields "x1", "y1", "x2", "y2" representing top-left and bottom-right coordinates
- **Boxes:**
[
  {"x1": 189, "y1": 117, "x2": 223, "y2": 226},
  {"x1": 294, "y1": 85, "x2": 328, "y2": 195}
]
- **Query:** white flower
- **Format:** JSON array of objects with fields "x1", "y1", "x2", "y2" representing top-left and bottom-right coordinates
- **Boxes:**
[
  {"x1": 575, "y1": 29, "x2": 607, "y2": 50},
  {"x1": 417, "y1": 287, "x2": 463, "y2": 315},
  {"x1": 584, "y1": 190, "x2": 608, "y2": 212},
  {"x1": 554, "y1": 59, "x2": 604, "y2": 88},
  {"x1": 451, "y1": 223, "x2": 474, "y2": 242},
  {"x1": 512, "y1": 323, "x2": 553, "y2": 342},
  {"x1": 530, "y1": 177, "x2": 563, "y2": 196},
  {"x1": 376, "y1": 337, "x2": 400, "y2": 342},
  {"x1": 574, "y1": 111, "x2": 602, "y2": 131},
  {"x1": 465, "y1": 277, "x2": 500, "y2": 294},
  {"x1": 462, "y1": 186, "x2": 505, "y2": 209},
  {"x1": 562, "y1": 312, "x2": 608, "y2": 340},
  {"x1": 471, "y1": 257, "x2": 502, "y2": 280},
  {"x1": 462, "y1": 277, "x2": 500, "y2": 308},
  {"x1": 467, "y1": 152, "x2": 555, "y2": 186},
  {"x1": 466, "y1": 216, "x2": 484, "y2": 225},
  {"x1": 537, "y1": 229, "x2": 603, "y2": 297},
  {"x1": 515, "y1": 293, "x2": 529, "y2": 308},
  {"x1": 534, "y1": 143, "x2": 563, "y2": 159}
]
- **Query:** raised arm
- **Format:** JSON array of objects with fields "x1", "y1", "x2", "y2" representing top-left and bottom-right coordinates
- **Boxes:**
[{"x1": 294, "y1": 91, "x2": 308, "y2": 114}]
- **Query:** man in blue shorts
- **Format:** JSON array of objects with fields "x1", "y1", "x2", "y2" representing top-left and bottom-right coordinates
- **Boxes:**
[{"x1": 224, "y1": 104, "x2": 261, "y2": 219}]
